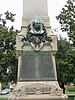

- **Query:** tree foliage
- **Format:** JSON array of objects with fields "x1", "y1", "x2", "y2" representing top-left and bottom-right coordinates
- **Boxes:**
[
  {"x1": 56, "y1": 37, "x2": 75, "y2": 84},
  {"x1": 0, "y1": 11, "x2": 18, "y2": 84},
  {"x1": 56, "y1": 0, "x2": 75, "y2": 46}
]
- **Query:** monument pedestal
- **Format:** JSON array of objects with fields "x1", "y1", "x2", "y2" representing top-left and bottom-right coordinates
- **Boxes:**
[
  {"x1": 8, "y1": 81, "x2": 68, "y2": 100},
  {"x1": 8, "y1": 38, "x2": 68, "y2": 100}
]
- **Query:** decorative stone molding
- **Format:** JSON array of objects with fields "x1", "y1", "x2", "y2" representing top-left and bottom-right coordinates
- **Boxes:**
[{"x1": 12, "y1": 83, "x2": 63, "y2": 97}]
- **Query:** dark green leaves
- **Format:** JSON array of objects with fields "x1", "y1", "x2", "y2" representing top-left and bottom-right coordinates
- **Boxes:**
[
  {"x1": 0, "y1": 11, "x2": 18, "y2": 84},
  {"x1": 56, "y1": 37, "x2": 75, "y2": 84},
  {"x1": 56, "y1": 0, "x2": 75, "y2": 46}
]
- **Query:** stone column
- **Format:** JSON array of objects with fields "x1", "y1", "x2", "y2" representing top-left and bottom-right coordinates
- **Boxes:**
[
  {"x1": 0, "y1": 83, "x2": 1, "y2": 93},
  {"x1": 17, "y1": 51, "x2": 22, "y2": 81},
  {"x1": 51, "y1": 53, "x2": 57, "y2": 80}
]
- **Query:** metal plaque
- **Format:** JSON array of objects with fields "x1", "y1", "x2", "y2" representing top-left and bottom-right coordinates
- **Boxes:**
[{"x1": 19, "y1": 51, "x2": 56, "y2": 81}]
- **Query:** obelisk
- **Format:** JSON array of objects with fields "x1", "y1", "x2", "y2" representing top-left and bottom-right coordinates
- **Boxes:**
[
  {"x1": 23, "y1": 0, "x2": 48, "y2": 16},
  {"x1": 8, "y1": 0, "x2": 68, "y2": 100},
  {"x1": 21, "y1": 0, "x2": 50, "y2": 35}
]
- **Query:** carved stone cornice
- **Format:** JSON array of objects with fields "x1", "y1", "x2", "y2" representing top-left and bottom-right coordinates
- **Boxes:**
[{"x1": 12, "y1": 83, "x2": 63, "y2": 97}]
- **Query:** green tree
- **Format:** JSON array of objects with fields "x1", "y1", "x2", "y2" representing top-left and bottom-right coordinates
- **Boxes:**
[
  {"x1": 56, "y1": 37, "x2": 75, "y2": 83},
  {"x1": 0, "y1": 11, "x2": 18, "y2": 85},
  {"x1": 56, "y1": 0, "x2": 75, "y2": 46}
]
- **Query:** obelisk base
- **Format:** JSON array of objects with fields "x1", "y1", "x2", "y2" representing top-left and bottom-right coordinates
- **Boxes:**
[
  {"x1": 8, "y1": 81, "x2": 68, "y2": 100},
  {"x1": 9, "y1": 94, "x2": 68, "y2": 100}
]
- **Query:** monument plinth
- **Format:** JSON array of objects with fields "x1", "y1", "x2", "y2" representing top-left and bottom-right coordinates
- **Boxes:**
[{"x1": 9, "y1": 0, "x2": 68, "y2": 100}]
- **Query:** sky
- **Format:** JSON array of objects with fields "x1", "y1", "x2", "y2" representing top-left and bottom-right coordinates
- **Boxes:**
[{"x1": 0, "y1": 0, "x2": 68, "y2": 38}]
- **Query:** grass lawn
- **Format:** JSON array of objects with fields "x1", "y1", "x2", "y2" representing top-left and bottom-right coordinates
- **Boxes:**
[
  {"x1": 67, "y1": 86, "x2": 75, "y2": 92},
  {"x1": 65, "y1": 86, "x2": 75, "y2": 94},
  {"x1": 68, "y1": 96, "x2": 75, "y2": 100},
  {"x1": 0, "y1": 96, "x2": 8, "y2": 100},
  {"x1": 65, "y1": 86, "x2": 75, "y2": 100}
]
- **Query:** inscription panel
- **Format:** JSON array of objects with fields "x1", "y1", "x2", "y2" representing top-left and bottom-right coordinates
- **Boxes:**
[
  {"x1": 13, "y1": 84, "x2": 52, "y2": 96},
  {"x1": 19, "y1": 51, "x2": 56, "y2": 81}
]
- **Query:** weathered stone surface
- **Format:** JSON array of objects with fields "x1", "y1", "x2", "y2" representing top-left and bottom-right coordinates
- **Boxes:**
[
  {"x1": 8, "y1": 82, "x2": 68, "y2": 100},
  {"x1": 23, "y1": 0, "x2": 48, "y2": 17},
  {"x1": 9, "y1": 94, "x2": 68, "y2": 100},
  {"x1": 22, "y1": 0, "x2": 50, "y2": 28}
]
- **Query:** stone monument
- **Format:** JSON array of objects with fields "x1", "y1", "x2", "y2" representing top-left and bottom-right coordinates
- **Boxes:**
[{"x1": 9, "y1": 0, "x2": 68, "y2": 99}]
